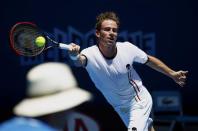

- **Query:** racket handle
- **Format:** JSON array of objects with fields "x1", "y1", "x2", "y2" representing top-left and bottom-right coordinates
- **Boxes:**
[
  {"x1": 59, "y1": 43, "x2": 71, "y2": 50},
  {"x1": 59, "y1": 43, "x2": 79, "y2": 60}
]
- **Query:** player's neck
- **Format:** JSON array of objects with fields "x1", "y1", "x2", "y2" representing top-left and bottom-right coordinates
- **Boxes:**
[{"x1": 98, "y1": 42, "x2": 117, "y2": 59}]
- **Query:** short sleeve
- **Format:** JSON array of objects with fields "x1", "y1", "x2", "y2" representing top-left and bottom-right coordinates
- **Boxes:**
[
  {"x1": 80, "y1": 49, "x2": 89, "y2": 67},
  {"x1": 125, "y1": 42, "x2": 148, "y2": 64}
]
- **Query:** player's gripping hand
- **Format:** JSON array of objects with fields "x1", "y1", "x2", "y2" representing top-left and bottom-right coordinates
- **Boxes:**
[{"x1": 68, "y1": 43, "x2": 81, "y2": 60}]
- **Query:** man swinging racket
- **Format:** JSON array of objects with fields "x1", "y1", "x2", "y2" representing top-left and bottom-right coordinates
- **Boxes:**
[{"x1": 68, "y1": 11, "x2": 188, "y2": 131}]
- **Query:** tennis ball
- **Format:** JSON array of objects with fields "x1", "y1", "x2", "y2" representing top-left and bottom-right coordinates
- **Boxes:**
[{"x1": 35, "y1": 36, "x2": 46, "y2": 47}]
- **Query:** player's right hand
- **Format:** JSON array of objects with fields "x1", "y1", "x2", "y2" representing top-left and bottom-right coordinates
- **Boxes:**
[{"x1": 68, "y1": 43, "x2": 80, "y2": 56}]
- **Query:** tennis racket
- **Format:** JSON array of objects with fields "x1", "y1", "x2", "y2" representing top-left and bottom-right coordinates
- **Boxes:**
[{"x1": 9, "y1": 22, "x2": 71, "y2": 57}]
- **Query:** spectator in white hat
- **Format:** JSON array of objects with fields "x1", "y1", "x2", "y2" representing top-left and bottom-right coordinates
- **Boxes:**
[{"x1": 0, "y1": 62, "x2": 92, "y2": 131}]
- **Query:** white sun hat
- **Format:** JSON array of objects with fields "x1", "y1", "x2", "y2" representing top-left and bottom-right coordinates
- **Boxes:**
[{"x1": 13, "y1": 62, "x2": 92, "y2": 117}]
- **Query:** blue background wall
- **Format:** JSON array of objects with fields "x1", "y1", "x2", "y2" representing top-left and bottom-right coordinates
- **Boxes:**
[{"x1": 0, "y1": 0, "x2": 197, "y2": 130}]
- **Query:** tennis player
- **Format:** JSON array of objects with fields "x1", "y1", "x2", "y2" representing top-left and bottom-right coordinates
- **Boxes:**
[{"x1": 68, "y1": 11, "x2": 188, "y2": 131}]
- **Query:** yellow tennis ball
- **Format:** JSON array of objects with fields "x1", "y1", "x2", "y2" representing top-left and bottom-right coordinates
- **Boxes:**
[{"x1": 35, "y1": 36, "x2": 46, "y2": 47}]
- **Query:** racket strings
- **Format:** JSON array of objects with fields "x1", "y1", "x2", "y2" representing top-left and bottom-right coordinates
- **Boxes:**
[{"x1": 12, "y1": 25, "x2": 45, "y2": 56}]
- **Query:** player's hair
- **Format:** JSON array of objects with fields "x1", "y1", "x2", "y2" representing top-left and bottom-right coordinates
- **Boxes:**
[{"x1": 95, "y1": 11, "x2": 120, "y2": 30}]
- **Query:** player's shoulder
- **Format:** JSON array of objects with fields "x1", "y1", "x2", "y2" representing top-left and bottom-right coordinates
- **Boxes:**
[
  {"x1": 81, "y1": 45, "x2": 99, "y2": 56},
  {"x1": 116, "y1": 41, "x2": 136, "y2": 49},
  {"x1": 82, "y1": 45, "x2": 97, "y2": 52}
]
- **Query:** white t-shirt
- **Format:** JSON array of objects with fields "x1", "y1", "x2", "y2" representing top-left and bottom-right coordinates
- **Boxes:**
[{"x1": 81, "y1": 42, "x2": 148, "y2": 107}]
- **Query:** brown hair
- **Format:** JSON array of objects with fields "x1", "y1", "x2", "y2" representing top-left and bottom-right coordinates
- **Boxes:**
[{"x1": 95, "y1": 11, "x2": 120, "y2": 30}]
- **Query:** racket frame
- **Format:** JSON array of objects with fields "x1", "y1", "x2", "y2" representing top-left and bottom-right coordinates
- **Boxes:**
[{"x1": 9, "y1": 22, "x2": 71, "y2": 57}]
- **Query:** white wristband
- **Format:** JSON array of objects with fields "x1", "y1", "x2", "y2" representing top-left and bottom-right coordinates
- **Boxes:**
[{"x1": 69, "y1": 54, "x2": 80, "y2": 60}]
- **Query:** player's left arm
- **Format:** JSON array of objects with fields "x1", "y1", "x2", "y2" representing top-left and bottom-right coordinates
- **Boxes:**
[{"x1": 146, "y1": 55, "x2": 188, "y2": 87}]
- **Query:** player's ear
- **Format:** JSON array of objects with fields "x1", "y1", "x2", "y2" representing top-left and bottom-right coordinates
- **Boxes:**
[{"x1": 95, "y1": 29, "x2": 100, "y2": 38}]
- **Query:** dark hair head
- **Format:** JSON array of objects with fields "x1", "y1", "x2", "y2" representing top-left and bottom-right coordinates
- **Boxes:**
[{"x1": 95, "y1": 11, "x2": 120, "y2": 30}]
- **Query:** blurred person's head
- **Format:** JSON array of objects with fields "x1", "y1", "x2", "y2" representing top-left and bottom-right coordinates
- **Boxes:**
[{"x1": 13, "y1": 62, "x2": 92, "y2": 129}]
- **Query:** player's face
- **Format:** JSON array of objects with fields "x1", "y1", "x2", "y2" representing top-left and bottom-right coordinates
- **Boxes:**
[{"x1": 96, "y1": 19, "x2": 118, "y2": 47}]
